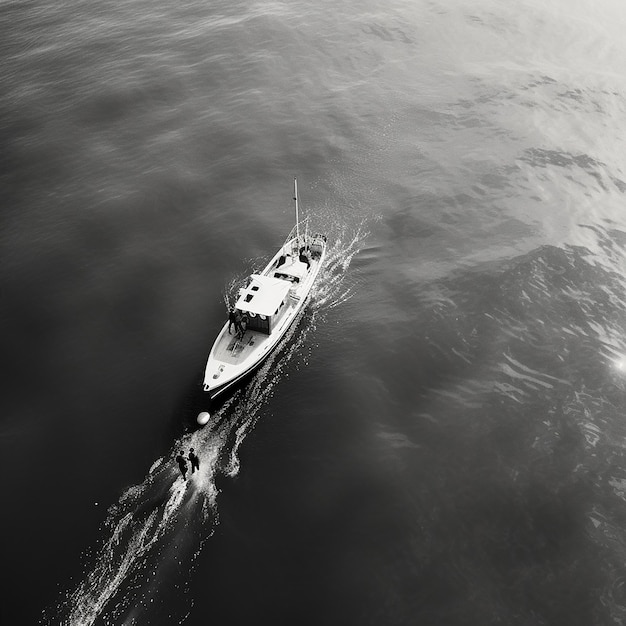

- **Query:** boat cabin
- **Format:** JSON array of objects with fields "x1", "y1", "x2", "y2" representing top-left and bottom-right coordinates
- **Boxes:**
[{"x1": 234, "y1": 274, "x2": 292, "y2": 334}]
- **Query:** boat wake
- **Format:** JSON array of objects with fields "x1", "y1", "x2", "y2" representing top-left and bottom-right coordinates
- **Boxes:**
[{"x1": 44, "y1": 222, "x2": 367, "y2": 626}]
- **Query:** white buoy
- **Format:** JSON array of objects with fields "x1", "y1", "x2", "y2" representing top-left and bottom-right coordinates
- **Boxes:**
[{"x1": 197, "y1": 411, "x2": 211, "y2": 426}]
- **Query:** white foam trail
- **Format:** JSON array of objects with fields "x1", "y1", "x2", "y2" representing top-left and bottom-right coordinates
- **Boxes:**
[
  {"x1": 47, "y1": 220, "x2": 368, "y2": 626},
  {"x1": 62, "y1": 470, "x2": 192, "y2": 625}
]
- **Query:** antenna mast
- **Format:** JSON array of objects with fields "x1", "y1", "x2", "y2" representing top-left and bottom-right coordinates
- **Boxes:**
[{"x1": 294, "y1": 177, "x2": 300, "y2": 243}]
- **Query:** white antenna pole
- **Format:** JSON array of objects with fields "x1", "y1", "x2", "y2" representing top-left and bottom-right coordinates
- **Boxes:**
[{"x1": 294, "y1": 177, "x2": 300, "y2": 243}]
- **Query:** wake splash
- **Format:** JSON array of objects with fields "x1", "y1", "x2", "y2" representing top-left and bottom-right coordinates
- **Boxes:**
[{"x1": 44, "y1": 223, "x2": 367, "y2": 626}]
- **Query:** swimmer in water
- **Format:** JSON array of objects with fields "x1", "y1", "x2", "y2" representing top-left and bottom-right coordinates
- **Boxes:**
[
  {"x1": 188, "y1": 448, "x2": 200, "y2": 473},
  {"x1": 175, "y1": 451, "x2": 188, "y2": 479}
]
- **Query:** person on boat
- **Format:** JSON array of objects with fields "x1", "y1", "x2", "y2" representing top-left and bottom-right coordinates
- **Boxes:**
[
  {"x1": 299, "y1": 246, "x2": 310, "y2": 269},
  {"x1": 277, "y1": 254, "x2": 287, "y2": 267},
  {"x1": 228, "y1": 307, "x2": 236, "y2": 334},
  {"x1": 234, "y1": 311, "x2": 243, "y2": 337},
  {"x1": 238, "y1": 313, "x2": 249, "y2": 339},
  {"x1": 175, "y1": 451, "x2": 188, "y2": 479},
  {"x1": 188, "y1": 448, "x2": 200, "y2": 473}
]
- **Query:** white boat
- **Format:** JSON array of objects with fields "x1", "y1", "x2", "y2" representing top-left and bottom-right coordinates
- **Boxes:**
[{"x1": 197, "y1": 178, "x2": 327, "y2": 425}]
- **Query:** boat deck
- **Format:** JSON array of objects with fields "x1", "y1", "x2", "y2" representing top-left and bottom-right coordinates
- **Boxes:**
[{"x1": 214, "y1": 331, "x2": 262, "y2": 364}]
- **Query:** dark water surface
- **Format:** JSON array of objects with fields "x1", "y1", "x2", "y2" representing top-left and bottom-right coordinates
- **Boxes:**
[{"x1": 3, "y1": 0, "x2": 626, "y2": 624}]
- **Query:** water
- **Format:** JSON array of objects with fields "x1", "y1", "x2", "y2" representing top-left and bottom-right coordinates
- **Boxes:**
[{"x1": 3, "y1": 0, "x2": 626, "y2": 624}]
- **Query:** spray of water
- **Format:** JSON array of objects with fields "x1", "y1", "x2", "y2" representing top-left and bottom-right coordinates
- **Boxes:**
[{"x1": 44, "y1": 222, "x2": 367, "y2": 626}]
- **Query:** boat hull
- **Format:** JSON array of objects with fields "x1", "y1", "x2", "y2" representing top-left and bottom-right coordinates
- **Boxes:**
[{"x1": 202, "y1": 235, "x2": 326, "y2": 405}]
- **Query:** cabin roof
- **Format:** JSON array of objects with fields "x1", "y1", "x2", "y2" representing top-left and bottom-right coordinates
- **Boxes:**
[{"x1": 235, "y1": 274, "x2": 291, "y2": 316}]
